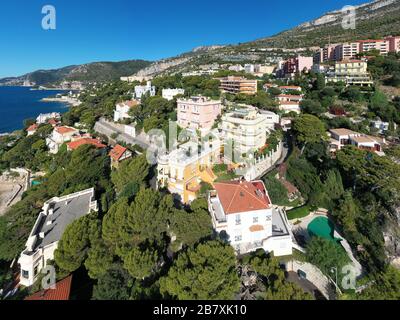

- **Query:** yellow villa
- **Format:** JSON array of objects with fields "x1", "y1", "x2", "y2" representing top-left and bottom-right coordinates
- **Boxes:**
[{"x1": 157, "y1": 140, "x2": 221, "y2": 203}]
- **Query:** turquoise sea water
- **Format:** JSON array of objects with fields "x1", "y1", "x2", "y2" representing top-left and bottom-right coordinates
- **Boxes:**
[{"x1": 0, "y1": 86, "x2": 69, "y2": 134}]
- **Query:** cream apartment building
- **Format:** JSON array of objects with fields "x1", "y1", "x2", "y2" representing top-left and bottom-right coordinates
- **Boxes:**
[
  {"x1": 220, "y1": 107, "x2": 279, "y2": 156},
  {"x1": 326, "y1": 60, "x2": 373, "y2": 87}
]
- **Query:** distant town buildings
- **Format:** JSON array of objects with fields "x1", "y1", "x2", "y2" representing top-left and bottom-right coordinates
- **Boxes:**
[
  {"x1": 328, "y1": 128, "x2": 386, "y2": 156},
  {"x1": 134, "y1": 81, "x2": 156, "y2": 99},
  {"x1": 220, "y1": 106, "x2": 278, "y2": 155},
  {"x1": 114, "y1": 100, "x2": 140, "y2": 122},
  {"x1": 208, "y1": 180, "x2": 293, "y2": 256},
  {"x1": 228, "y1": 64, "x2": 245, "y2": 72},
  {"x1": 162, "y1": 88, "x2": 185, "y2": 101},
  {"x1": 326, "y1": 60, "x2": 374, "y2": 87},
  {"x1": 277, "y1": 55, "x2": 314, "y2": 78},
  {"x1": 157, "y1": 140, "x2": 220, "y2": 203},
  {"x1": 60, "y1": 81, "x2": 85, "y2": 91},
  {"x1": 314, "y1": 36, "x2": 400, "y2": 64},
  {"x1": 121, "y1": 75, "x2": 153, "y2": 82},
  {"x1": 218, "y1": 76, "x2": 258, "y2": 95},
  {"x1": 244, "y1": 64, "x2": 275, "y2": 76},
  {"x1": 18, "y1": 188, "x2": 98, "y2": 287},
  {"x1": 177, "y1": 96, "x2": 222, "y2": 133}
]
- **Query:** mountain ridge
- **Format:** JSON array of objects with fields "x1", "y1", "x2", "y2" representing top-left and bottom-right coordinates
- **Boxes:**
[{"x1": 1, "y1": 0, "x2": 399, "y2": 85}]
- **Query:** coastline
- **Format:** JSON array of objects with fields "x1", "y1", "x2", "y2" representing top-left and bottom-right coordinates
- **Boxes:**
[
  {"x1": 0, "y1": 86, "x2": 73, "y2": 134},
  {"x1": 41, "y1": 97, "x2": 81, "y2": 107}
]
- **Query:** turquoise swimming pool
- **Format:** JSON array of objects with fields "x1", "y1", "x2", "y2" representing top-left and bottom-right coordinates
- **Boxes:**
[{"x1": 307, "y1": 216, "x2": 341, "y2": 242}]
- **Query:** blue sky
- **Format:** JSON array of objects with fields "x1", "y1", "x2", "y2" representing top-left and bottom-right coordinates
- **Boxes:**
[{"x1": 0, "y1": 0, "x2": 368, "y2": 78}]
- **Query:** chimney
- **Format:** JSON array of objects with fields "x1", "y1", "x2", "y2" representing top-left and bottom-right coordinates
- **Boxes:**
[
  {"x1": 46, "y1": 220, "x2": 53, "y2": 226},
  {"x1": 48, "y1": 208, "x2": 54, "y2": 216},
  {"x1": 39, "y1": 232, "x2": 45, "y2": 239}
]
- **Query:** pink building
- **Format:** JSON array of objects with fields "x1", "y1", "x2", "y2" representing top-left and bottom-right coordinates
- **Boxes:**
[
  {"x1": 279, "y1": 55, "x2": 313, "y2": 78},
  {"x1": 177, "y1": 96, "x2": 222, "y2": 132},
  {"x1": 385, "y1": 36, "x2": 400, "y2": 53},
  {"x1": 357, "y1": 39, "x2": 389, "y2": 55}
]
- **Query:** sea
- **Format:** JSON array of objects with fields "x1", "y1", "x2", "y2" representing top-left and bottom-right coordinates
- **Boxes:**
[{"x1": 0, "y1": 86, "x2": 69, "y2": 134}]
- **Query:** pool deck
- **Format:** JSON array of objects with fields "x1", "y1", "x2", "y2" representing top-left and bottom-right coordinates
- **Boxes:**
[{"x1": 291, "y1": 209, "x2": 363, "y2": 277}]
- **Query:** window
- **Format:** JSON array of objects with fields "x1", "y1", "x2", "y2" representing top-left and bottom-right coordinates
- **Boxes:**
[
  {"x1": 235, "y1": 215, "x2": 241, "y2": 225},
  {"x1": 34, "y1": 265, "x2": 39, "y2": 277},
  {"x1": 22, "y1": 270, "x2": 29, "y2": 279},
  {"x1": 234, "y1": 235, "x2": 242, "y2": 242},
  {"x1": 266, "y1": 215, "x2": 272, "y2": 222},
  {"x1": 253, "y1": 217, "x2": 259, "y2": 223}
]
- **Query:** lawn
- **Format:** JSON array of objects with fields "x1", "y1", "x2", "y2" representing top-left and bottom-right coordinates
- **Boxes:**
[{"x1": 286, "y1": 205, "x2": 311, "y2": 220}]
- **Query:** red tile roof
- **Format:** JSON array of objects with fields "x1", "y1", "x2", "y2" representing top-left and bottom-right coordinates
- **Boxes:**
[
  {"x1": 27, "y1": 124, "x2": 38, "y2": 132},
  {"x1": 213, "y1": 180, "x2": 271, "y2": 214},
  {"x1": 48, "y1": 118, "x2": 59, "y2": 126},
  {"x1": 25, "y1": 275, "x2": 73, "y2": 301},
  {"x1": 67, "y1": 138, "x2": 106, "y2": 150},
  {"x1": 109, "y1": 144, "x2": 128, "y2": 161},
  {"x1": 118, "y1": 100, "x2": 139, "y2": 108},
  {"x1": 55, "y1": 126, "x2": 78, "y2": 135}
]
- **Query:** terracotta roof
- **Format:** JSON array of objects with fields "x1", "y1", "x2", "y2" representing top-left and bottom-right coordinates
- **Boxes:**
[
  {"x1": 213, "y1": 180, "x2": 271, "y2": 214},
  {"x1": 48, "y1": 118, "x2": 59, "y2": 125},
  {"x1": 109, "y1": 144, "x2": 128, "y2": 161},
  {"x1": 67, "y1": 138, "x2": 106, "y2": 150},
  {"x1": 118, "y1": 100, "x2": 139, "y2": 108},
  {"x1": 27, "y1": 124, "x2": 38, "y2": 132},
  {"x1": 55, "y1": 126, "x2": 78, "y2": 135},
  {"x1": 25, "y1": 275, "x2": 72, "y2": 301}
]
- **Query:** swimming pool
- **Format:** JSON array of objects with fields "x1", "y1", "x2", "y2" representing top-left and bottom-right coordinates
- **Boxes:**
[{"x1": 307, "y1": 216, "x2": 341, "y2": 242}]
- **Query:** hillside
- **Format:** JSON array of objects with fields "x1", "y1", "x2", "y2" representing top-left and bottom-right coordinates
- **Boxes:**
[
  {"x1": 124, "y1": 0, "x2": 400, "y2": 78},
  {"x1": 246, "y1": 0, "x2": 400, "y2": 48},
  {"x1": 2, "y1": 0, "x2": 400, "y2": 85},
  {"x1": 0, "y1": 60, "x2": 152, "y2": 86}
]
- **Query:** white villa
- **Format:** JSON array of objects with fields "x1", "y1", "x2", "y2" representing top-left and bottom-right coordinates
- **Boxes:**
[
  {"x1": 328, "y1": 128, "x2": 386, "y2": 155},
  {"x1": 46, "y1": 126, "x2": 80, "y2": 154},
  {"x1": 18, "y1": 188, "x2": 98, "y2": 287},
  {"x1": 208, "y1": 180, "x2": 293, "y2": 256},
  {"x1": 36, "y1": 112, "x2": 61, "y2": 125},
  {"x1": 114, "y1": 100, "x2": 140, "y2": 122},
  {"x1": 220, "y1": 106, "x2": 279, "y2": 156},
  {"x1": 162, "y1": 88, "x2": 185, "y2": 101},
  {"x1": 277, "y1": 94, "x2": 303, "y2": 114},
  {"x1": 135, "y1": 81, "x2": 156, "y2": 99}
]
